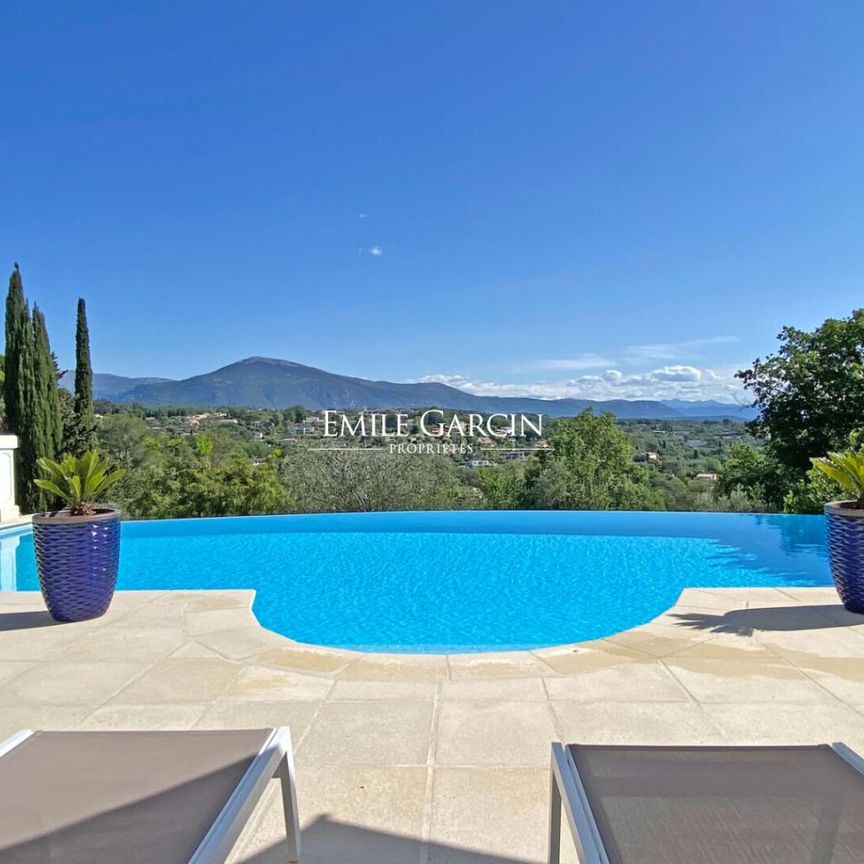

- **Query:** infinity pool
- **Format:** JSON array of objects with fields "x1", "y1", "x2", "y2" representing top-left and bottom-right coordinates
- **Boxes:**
[{"x1": 0, "y1": 511, "x2": 830, "y2": 652}]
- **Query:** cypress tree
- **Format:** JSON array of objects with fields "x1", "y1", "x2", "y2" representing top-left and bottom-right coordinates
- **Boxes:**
[
  {"x1": 70, "y1": 297, "x2": 96, "y2": 455},
  {"x1": 15, "y1": 308, "x2": 39, "y2": 511},
  {"x1": 3, "y1": 265, "x2": 27, "y2": 435},
  {"x1": 33, "y1": 306, "x2": 63, "y2": 457},
  {"x1": 3, "y1": 267, "x2": 66, "y2": 511}
]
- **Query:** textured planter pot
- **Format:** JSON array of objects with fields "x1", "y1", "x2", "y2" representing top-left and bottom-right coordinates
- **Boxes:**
[
  {"x1": 32, "y1": 508, "x2": 121, "y2": 622},
  {"x1": 825, "y1": 502, "x2": 864, "y2": 614}
]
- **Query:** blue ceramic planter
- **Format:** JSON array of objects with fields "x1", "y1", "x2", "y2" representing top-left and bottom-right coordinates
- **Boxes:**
[
  {"x1": 32, "y1": 509, "x2": 121, "y2": 622},
  {"x1": 825, "y1": 502, "x2": 864, "y2": 614}
]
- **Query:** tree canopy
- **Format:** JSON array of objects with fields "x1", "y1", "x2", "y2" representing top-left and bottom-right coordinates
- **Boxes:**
[
  {"x1": 739, "y1": 310, "x2": 864, "y2": 473},
  {"x1": 525, "y1": 412, "x2": 656, "y2": 510}
]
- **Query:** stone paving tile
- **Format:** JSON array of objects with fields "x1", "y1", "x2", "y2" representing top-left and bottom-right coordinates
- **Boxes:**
[
  {"x1": 250, "y1": 645, "x2": 354, "y2": 676},
  {"x1": 664, "y1": 656, "x2": 836, "y2": 703},
  {"x1": 439, "y1": 678, "x2": 547, "y2": 701},
  {"x1": 73, "y1": 591, "x2": 166, "y2": 619},
  {"x1": 0, "y1": 619, "x2": 103, "y2": 660},
  {"x1": 603, "y1": 624, "x2": 715, "y2": 658},
  {"x1": 194, "y1": 627, "x2": 304, "y2": 661},
  {"x1": 446, "y1": 652, "x2": 555, "y2": 680},
  {"x1": 195, "y1": 700, "x2": 321, "y2": 741},
  {"x1": 0, "y1": 659, "x2": 34, "y2": 685},
  {"x1": 0, "y1": 705, "x2": 93, "y2": 740},
  {"x1": 109, "y1": 657, "x2": 240, "y2": 704},
  {"x1": 530, "y1": 641, "x2": 645, "y2": 675},
  {"x1": 776, "y1": 587, "x2": 847, "y2": 605},
  {"x1": 670, "y1": 634, "x2": 785, "y2": 661},
  {"x1": 798, "y1": 665, "x2": 864, "y2": 703},
  {"x1": 674, "y1": 588, "x2": 749, "y2": 610},
  {"x1": 328, "y1": 680, "x2": 438, "y2": 701},
  {"x1": 298, "y1": 701, "x2": 435, "y2": 766},
  {"x1": 544, "y1": 661, "x2": 690, "y2": 702},
  {"x1": 338, "y1": 654, "x2": 449, "y2": 681},
  {"x1": 715, "y1": 587, "x2": 800, "y2": 604},
  {"x1": 0, "y1": 660, "x2": 147, "y2": 707},
  {"x1": 435, "y1": 701, "x2": 557, "y2": 767},
  {"x1": 107, "y1": 597, "x2": 189, "y2": 629},
  {"x1": 220, "y1": 665, "x2": 334, "y2": 702},
  {"x1": 0, "y1": 590, "x2": 44, "y2": 607},
  {"x1": 78, "y1": 702, "x2": 209, "y2": 730},
  {"x1": 231, "y1": 766, "x2": 429, "y2": 864},
  {"x1": 173, "y1": 590, "x2": 254, "y2": 612},
  {"x1": 169, "y1": 641, "x2": 228, "y2": 659},
  {"x1": 701, "y1": 702, "x2": 864, "y2": 751},
  {"x1": 551, "y1": 701, "x2": 728, "y2": 745},
  {"x1": 755, "y1": 626, "x2": 864, "y2": 660},
  {"x1": 429, "y1": 767, "x2": 571, "y2": 864},
  {"x1": 56, "y1": 627, "x2": 186, "y2": 662},
  {"x1": 648, "y1": 604, "x2": 747, "y2": 628},
  {"x1": 184, "y1": 607, "x2": 259, "y2": 636}
]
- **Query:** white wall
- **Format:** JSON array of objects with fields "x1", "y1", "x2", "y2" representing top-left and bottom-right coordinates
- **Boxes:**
[{"x1": 0, "y1": 435, "x2": 21, "y2": 522}]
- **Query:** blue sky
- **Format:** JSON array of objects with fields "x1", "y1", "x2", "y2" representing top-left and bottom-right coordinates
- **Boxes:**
[{"x1": 3, "y1": 1, "x2": 864, "y2": 402}]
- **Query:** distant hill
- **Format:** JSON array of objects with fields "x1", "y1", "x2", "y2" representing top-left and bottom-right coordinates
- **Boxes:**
[
  {"x1": 85, "y1": 356, "x2": 756, "y2": 420},
  {"x1": 660, "y1": 399, "x2": 757, "y2": 421},
  {"x1": 61, "y1": 372, "x2": 175, "y2": 400}
]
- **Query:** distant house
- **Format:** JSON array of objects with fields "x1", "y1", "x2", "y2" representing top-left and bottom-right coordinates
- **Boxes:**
[
  {"x1": 503, "y1": 450, "x2": 527, "y2": 461},
  {"x1": 477, "y1": 436, "x2": 495, "y2": 447},
  {"x1": 686, "y1": 439, "x2": 706, "y2": 448},
  {"x1": 695, "y1": 472, "x2": 719, "y2": 482},
  {"x1": 467, "y1": 459, "x2": 493, "y2": 469},
  {"x1": 646, "y1": 451, "x2": 661, "y2": 463},
  {"x1": 183, "y1": 413, "x2": 211, "y2": 429}
]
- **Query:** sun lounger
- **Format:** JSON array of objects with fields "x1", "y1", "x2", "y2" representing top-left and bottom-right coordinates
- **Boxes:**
[
  {"x1": 0, "y1": 727, "x2": 300, "y2": 863},
  {"x1": 549, "y1": 742, "x2": 864, "y2": 864}
]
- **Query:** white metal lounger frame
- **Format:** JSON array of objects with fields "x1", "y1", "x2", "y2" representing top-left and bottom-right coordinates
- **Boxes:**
[
  {"x1": 548, "y1": 740, "x2": 864, "y2": 864},
  {"x1": 0, "y1": 726, "x2": 301, "y2": 864}
]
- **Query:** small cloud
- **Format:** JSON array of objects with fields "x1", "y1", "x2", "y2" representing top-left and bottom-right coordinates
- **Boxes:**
[
  {"x1": 649, "y1": 365, "x2": 702, "y2": 382},
  {"x1": 531, "y1": 354, "x2": 615, "y2": 371},
  {"x1": 369, "y1": 245, "x2": 383, "y2": 257},
  {"x1": 359, "y1": 213, "x2": 368, "y2": 219},
  {"x1": 623, "y1": 336, "x2": 738, "y2": 364}
]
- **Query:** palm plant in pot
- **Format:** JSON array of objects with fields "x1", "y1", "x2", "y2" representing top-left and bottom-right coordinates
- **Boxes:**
[
  {"x1": 33, "y1": 452, "x2": 125, "y2": 622},
  {"x1": 812, "y1": 449, "x2": 864, "y2": 614}
]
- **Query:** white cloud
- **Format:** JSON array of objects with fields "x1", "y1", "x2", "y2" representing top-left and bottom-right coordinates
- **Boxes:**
[
  {"x1": 531, "y1": 353, "x2": 616, "y2": 371},
  {"x1": 369, "y1": 245, "x2": 383, "y2": 257},
  {"x1": 648, "y1": 365, "x2": 702, "y2": 382},
  {"x1": 412, "y1": 336, "x2": 747, "y2": 403},
  {"x1": 413, "y1": 364, "x2": 745, "y2": 402},
  {"x1": 622, "y1": 336, "x2": 738, "y2": 364},
  {"x1": 510, "y1": 336, "x2": 737, "y2": 377}
]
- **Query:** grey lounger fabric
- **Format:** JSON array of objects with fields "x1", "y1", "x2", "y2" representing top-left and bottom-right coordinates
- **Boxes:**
[
  {"x1": 0, "y1": 728, "x2": 298, "y2": 863},
  {"x1": 551, "y1": 743, "x2": 864, "y2": 864}
]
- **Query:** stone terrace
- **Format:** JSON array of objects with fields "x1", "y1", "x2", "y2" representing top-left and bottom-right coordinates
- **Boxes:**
[{"x1": 2, "y1": 587, "x2": 864, "y2": 863}]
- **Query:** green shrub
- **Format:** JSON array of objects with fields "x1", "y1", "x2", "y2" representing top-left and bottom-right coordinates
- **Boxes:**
[
  {"x1": 35, "y1": 452, "x2": 124, "y2": 516},
  {"x1": 810, "y1": 449, "x2": 864, "y2": 508}
]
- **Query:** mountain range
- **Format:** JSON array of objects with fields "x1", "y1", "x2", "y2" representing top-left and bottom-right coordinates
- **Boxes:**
[{"x1": 61, "y1": 357, "x2": 758, "y2": 420}]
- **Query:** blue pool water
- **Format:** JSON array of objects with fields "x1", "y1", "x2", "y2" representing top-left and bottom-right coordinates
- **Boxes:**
[{"x1": 0, "y1": 510, "x2": 830, "y2": 652}]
